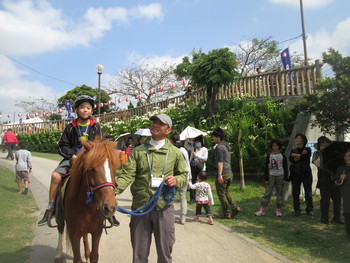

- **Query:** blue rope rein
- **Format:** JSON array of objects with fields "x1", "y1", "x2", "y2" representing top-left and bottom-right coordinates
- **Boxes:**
[{"x1": 116, "y1": 180, "x2": 176, "y2": 216}]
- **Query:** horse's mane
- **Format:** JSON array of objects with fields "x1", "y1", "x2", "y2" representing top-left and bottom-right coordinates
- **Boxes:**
[{"x1": 69, "y1": 138, "x2": 120, "y2": 191}]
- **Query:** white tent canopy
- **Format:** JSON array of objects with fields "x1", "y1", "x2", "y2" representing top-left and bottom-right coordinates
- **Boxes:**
[
  {"x1": 179, "y1": 126, "x2": 208, "y2": 141},
  {"x1": 134, "y1": 128, "x2": 151, "y2": 136}
]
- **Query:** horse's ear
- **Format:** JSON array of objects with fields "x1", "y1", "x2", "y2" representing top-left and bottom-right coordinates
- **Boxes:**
[{"x1": 82, "y1": 139, "x2": 93, "y2": 151}]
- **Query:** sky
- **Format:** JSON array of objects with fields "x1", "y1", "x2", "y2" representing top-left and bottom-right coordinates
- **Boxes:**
[{"x1": 0, "y1": 0, "x2": 349, "y2": 122}]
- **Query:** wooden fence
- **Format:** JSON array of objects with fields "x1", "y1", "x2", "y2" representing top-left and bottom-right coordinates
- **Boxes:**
[{"x1": 1, "y1": 60, "x2": 323, "y2": 135}]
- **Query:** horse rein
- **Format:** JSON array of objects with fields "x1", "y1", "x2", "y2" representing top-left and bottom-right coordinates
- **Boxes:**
[{"x1": 85, "y1": 170, "x2": 117, "y2": 205}]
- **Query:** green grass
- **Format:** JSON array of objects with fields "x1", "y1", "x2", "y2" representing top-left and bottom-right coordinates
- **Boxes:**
[
  {"x1": 31, "y1": 151, "x2": 62, "y2": 161},
  {"x1": 183, "y1": 176, "x2": 350, "y2": 263},
  {"x1": 0, "y1": 166, "x2": 37, "y2": 263}
]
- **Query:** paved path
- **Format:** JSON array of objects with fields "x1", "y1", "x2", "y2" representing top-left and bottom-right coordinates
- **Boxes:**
[{"x1": 0, "y1": 152, "x2": 293, "y2": 263}]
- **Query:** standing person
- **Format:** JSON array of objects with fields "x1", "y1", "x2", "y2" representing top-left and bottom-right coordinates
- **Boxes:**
[
  {"x1": 212, "y1": 127, "x2": 240, "y2": 219},
  {"x1": 170, "y1": 133, "x2": 192, "y2": 225},
  {"x1": 255, "y1": 139, "x2": 289, "y2": 216},
  {"x1": 189, "y1": 136, "x2": 208, "y2": 204},
  {"x1": 312, "y1": 136, "x2": 342, "y2": 224},
  {"x1": 37, "y1": 95, "x2": 119, "y2": 227},
  {"x1": 2, "y1": 128, "x2": 18, "y2": 160},
  {"x1": 15, "y1": 141, "x2": 32, "y2": 195},
  {"x1": 125, "y1": 142, "x2": 133, "y2": 158},
  {"x1": 116, "y1": 114, "x2": 187, "y2": 263},
  {"x1": 289, "y1": 133, "x2": 314, "y2": 217},
  {"x1": 188, "y1": 171, "x2": 215, "y2": 225},
  {"x1": 334, "y1": 149, "x2": 350, "y2": 239}
]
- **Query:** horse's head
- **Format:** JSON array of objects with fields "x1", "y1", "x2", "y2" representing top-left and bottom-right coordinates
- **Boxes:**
[{"x1": 79, "y1": 139, "x2": 122, "y2": 219}]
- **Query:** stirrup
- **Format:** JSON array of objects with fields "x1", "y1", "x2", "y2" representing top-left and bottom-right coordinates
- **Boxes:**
[{"x1": 47, "y1": 209, "x2": 57, "y2": 228}]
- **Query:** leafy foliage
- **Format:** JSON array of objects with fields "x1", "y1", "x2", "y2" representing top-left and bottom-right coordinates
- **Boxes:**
[
  {"x1": 18, "y1": 132, "x2": 61, "y2": 153},
  {"x1": 296, "y1": 48, "x2": 350, "y2": 135},
  {"x1": 58, "y1": 85, "x2": 112, "y2": 114},
  {"x1": 174, "y1": 48, "x2": 239, "y2": 114}
]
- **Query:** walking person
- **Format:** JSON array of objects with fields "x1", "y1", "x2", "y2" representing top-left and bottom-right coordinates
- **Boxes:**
[
  {"x1": 37, "y1": 95, "x2": 119, "y2": 226},
  {"x1": 312, "y1": 136, "x2": 342, "y2": 224},
  {"x1": 289, "y1": 133, "x2": 314, "y2": 217},
  {"x1": 189, "y1": 136, "x2": 208, "y2": 204},
  {"x1": 116, "y1": 114, "x2": 188, "y2": 263},
  {"x1": 15, "y1": 141, "x2": 32, "y2": 195},
  {"x1": 212, "y1": 127, "x2": 240, "y2": 219},
  {"x1": 255, "y1": 139, "x2": 289, "y2": 217},
  {"x1": 170, "y1": 133, "x2": 192, "y2": 225},
  {"x1": 188, "y1": 171, "x2": 215, "y2": 225},
  {"x1": 2, "y1": 128, "x2": 18, "y2": 160},
  {"x1": 334, "y1": 149, "x2": 350, "y2": 239}
]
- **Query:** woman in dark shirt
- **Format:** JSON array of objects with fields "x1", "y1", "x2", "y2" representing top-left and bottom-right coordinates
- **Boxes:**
[{"x1": 289, "y1": 133, "x2": 313, "y2": 217}]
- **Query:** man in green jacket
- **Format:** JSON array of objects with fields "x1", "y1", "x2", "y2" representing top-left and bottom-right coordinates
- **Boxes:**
[{"x1": 116, "y1": 113, "x2": 188, "y2": 263}]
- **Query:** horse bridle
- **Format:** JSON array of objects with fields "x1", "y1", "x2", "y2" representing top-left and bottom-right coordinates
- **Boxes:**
[{"x1": 85, "y1": 169, "x2": 117, "y2": 205}]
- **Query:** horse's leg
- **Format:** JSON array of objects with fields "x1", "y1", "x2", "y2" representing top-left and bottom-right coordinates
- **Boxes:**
[
  {"x1": 90, "y1": 230, "x2": 103, "y2": 263},
  {"x1": 55, "y1": 231, "x2": 63, "y2": 259},
  {"x1": 70, "y1": 234, "x2": 83, "y2": 263},
  {"x1": 83, "y1": 233, "x2": 91, "y2": 262}
]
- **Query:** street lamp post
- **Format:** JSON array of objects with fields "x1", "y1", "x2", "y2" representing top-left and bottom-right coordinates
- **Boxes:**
[{"x1": 96, "y1": 64, "x2": 104, "y2": 122}]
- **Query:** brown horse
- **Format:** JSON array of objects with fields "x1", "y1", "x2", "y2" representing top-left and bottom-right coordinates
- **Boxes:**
[{"x1": 56, "y1": 138, "x2": 121, "y2": 263}]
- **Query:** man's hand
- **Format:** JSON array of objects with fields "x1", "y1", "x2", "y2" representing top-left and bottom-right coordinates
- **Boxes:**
[
  {"x1": 165, "y1": 176, "x2": 177, "y2": 187},
  {"x1": 218, "y1": 175, "x2": 224, "y2": 184}
]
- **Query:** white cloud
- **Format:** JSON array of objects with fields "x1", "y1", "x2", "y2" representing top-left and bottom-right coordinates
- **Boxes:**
[
  {"x1": 289, "y1": 16, "x2": 350, "y2": 61},
  {"x1": 0, "y1": 55, "x2": 59, "y2": 120},
  {"x1": 130, "y1": 3, "x2": 163, "y2": 20},
  {"x1": 0, "y1": 0, "x2": 164, "y2": 56},
  {"x1": 126, "y1": 51, "x2": 183, "y2": 67},
  {"x1": 269, "y1": 0, "x2": 333, "y2": 9}
]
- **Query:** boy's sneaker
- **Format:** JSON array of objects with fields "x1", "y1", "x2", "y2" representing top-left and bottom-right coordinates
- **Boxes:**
[
  {"x1": 276, "y1": 208, "x2": 282, "y2": 217},
  {"x1": 22, "y1": 188, "x2": 29, "y2": 195},
  {"x1": 255, "y1": 207, "x2": 265, "y2": 216}
]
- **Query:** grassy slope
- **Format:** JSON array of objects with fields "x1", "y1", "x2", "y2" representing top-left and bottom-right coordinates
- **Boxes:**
[{"x1": 0, "y1": 166, "x2": 37, "y2": 263}]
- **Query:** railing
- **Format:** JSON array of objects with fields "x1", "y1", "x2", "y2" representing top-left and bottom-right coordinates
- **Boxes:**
[{"x1": 1, "y1": 60, "x2": 323, "y2": 135}]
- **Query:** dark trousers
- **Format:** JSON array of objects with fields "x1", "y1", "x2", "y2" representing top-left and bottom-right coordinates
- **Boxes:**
[
  {"x1": 291, "y1": 174, "x2": 313, "y2": 213},
  {"x1": 320, "y1": 188, "x2": 341, "y2": 222},
  {"x1": 189, "y1": 167, "x2": 201, "y2": 201},
  {"x1": 215, "y1": 173, "x2": 237, "y2": 216},
  {"x1": 344, "y1": 213, "x2": 350, "y2": 236},
  {"x1": 130, "y1": 204, "x2": 175, "y2": 263},
  {"x1": 6, "y1": 143, "x2": 15, "y2": 159},
  {"x1": 195, "y1": 203, "x2": 212, "y2": 216}
]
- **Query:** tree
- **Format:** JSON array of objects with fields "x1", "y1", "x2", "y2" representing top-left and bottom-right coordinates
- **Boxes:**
[
  {"x1": 15, "y1": 97, "x2": 57, "y2": 117},
  {"x1": 174, "y1": 48, "x2": 239, "y2": 114},
  {"x1": 297, "y1": 48, "x2": 350, "y2": 138},
  {"x1": 58, "y1": 85, "x2": 112, "y2": 115},
  {"x1": 108, "y1": 62, "x2": 182, "y2": 105},
  {"x1": 233, "y1": 36, "x2": 306, "y2": 75}
]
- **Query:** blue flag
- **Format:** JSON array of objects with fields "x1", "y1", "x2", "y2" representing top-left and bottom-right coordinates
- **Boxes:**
[
  {"x1": 281, "y1": 48, "x2": 292, "y2": 69},
  {"x1": 65, "y1": 100, "x2": 73, "y2": 122}
]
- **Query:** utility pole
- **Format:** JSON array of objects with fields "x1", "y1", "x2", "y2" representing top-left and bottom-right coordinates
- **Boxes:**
[{"x1": 300, "y1": 0, "x2": 308, "y2": 65}]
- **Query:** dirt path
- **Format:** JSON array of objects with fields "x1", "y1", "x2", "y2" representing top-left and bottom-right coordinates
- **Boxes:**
[{"x1": 0, "y1": 152, "x2": 293, "y2": 263}]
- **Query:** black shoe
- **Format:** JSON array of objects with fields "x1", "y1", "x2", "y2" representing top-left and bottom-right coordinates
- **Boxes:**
[
  {"x1": 231, "y1": 207, "x2": 241, "y2": 218},
  {"x1": 108, "y1": 215, "x2": 120, "y2": 226},
  {"x1": 295, "y1": 211, "x2": 301, "y2": 217},
  {"x1": 38, "y1": 209, "x2": 52, "y2": 226},
  {"x1": 22, "y1": 188, "x2": 28, "y2": 195}
]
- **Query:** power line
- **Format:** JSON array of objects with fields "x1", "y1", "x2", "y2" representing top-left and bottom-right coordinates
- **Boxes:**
[{"x1": 0, "y1": 51, "x2": 78, "y2": 87}]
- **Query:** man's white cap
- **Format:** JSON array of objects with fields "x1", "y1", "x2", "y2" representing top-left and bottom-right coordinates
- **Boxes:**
[{"x1": 150, "y1": 114, "x2": 172, "y2": 128}]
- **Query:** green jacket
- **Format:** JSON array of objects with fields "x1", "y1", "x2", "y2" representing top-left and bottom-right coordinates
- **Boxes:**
[{"x1": 116, "y1": 138, "x2": 188, "y2": 210}]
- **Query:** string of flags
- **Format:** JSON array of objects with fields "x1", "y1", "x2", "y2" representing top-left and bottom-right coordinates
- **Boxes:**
[{"x1": 3, "y1": 80, "x2": 187, "y2": 118}]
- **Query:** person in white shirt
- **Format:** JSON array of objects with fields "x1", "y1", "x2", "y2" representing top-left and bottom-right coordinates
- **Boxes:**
[
  {"x1": 189, "y1": 136, "x2": 208, "y2": 203},
  {"x1": 188, "y1": 171, "x2": 214, "y2": 225},
  {"x1": 15, "y1": 141, "x2": 32, "y2": 195}
]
